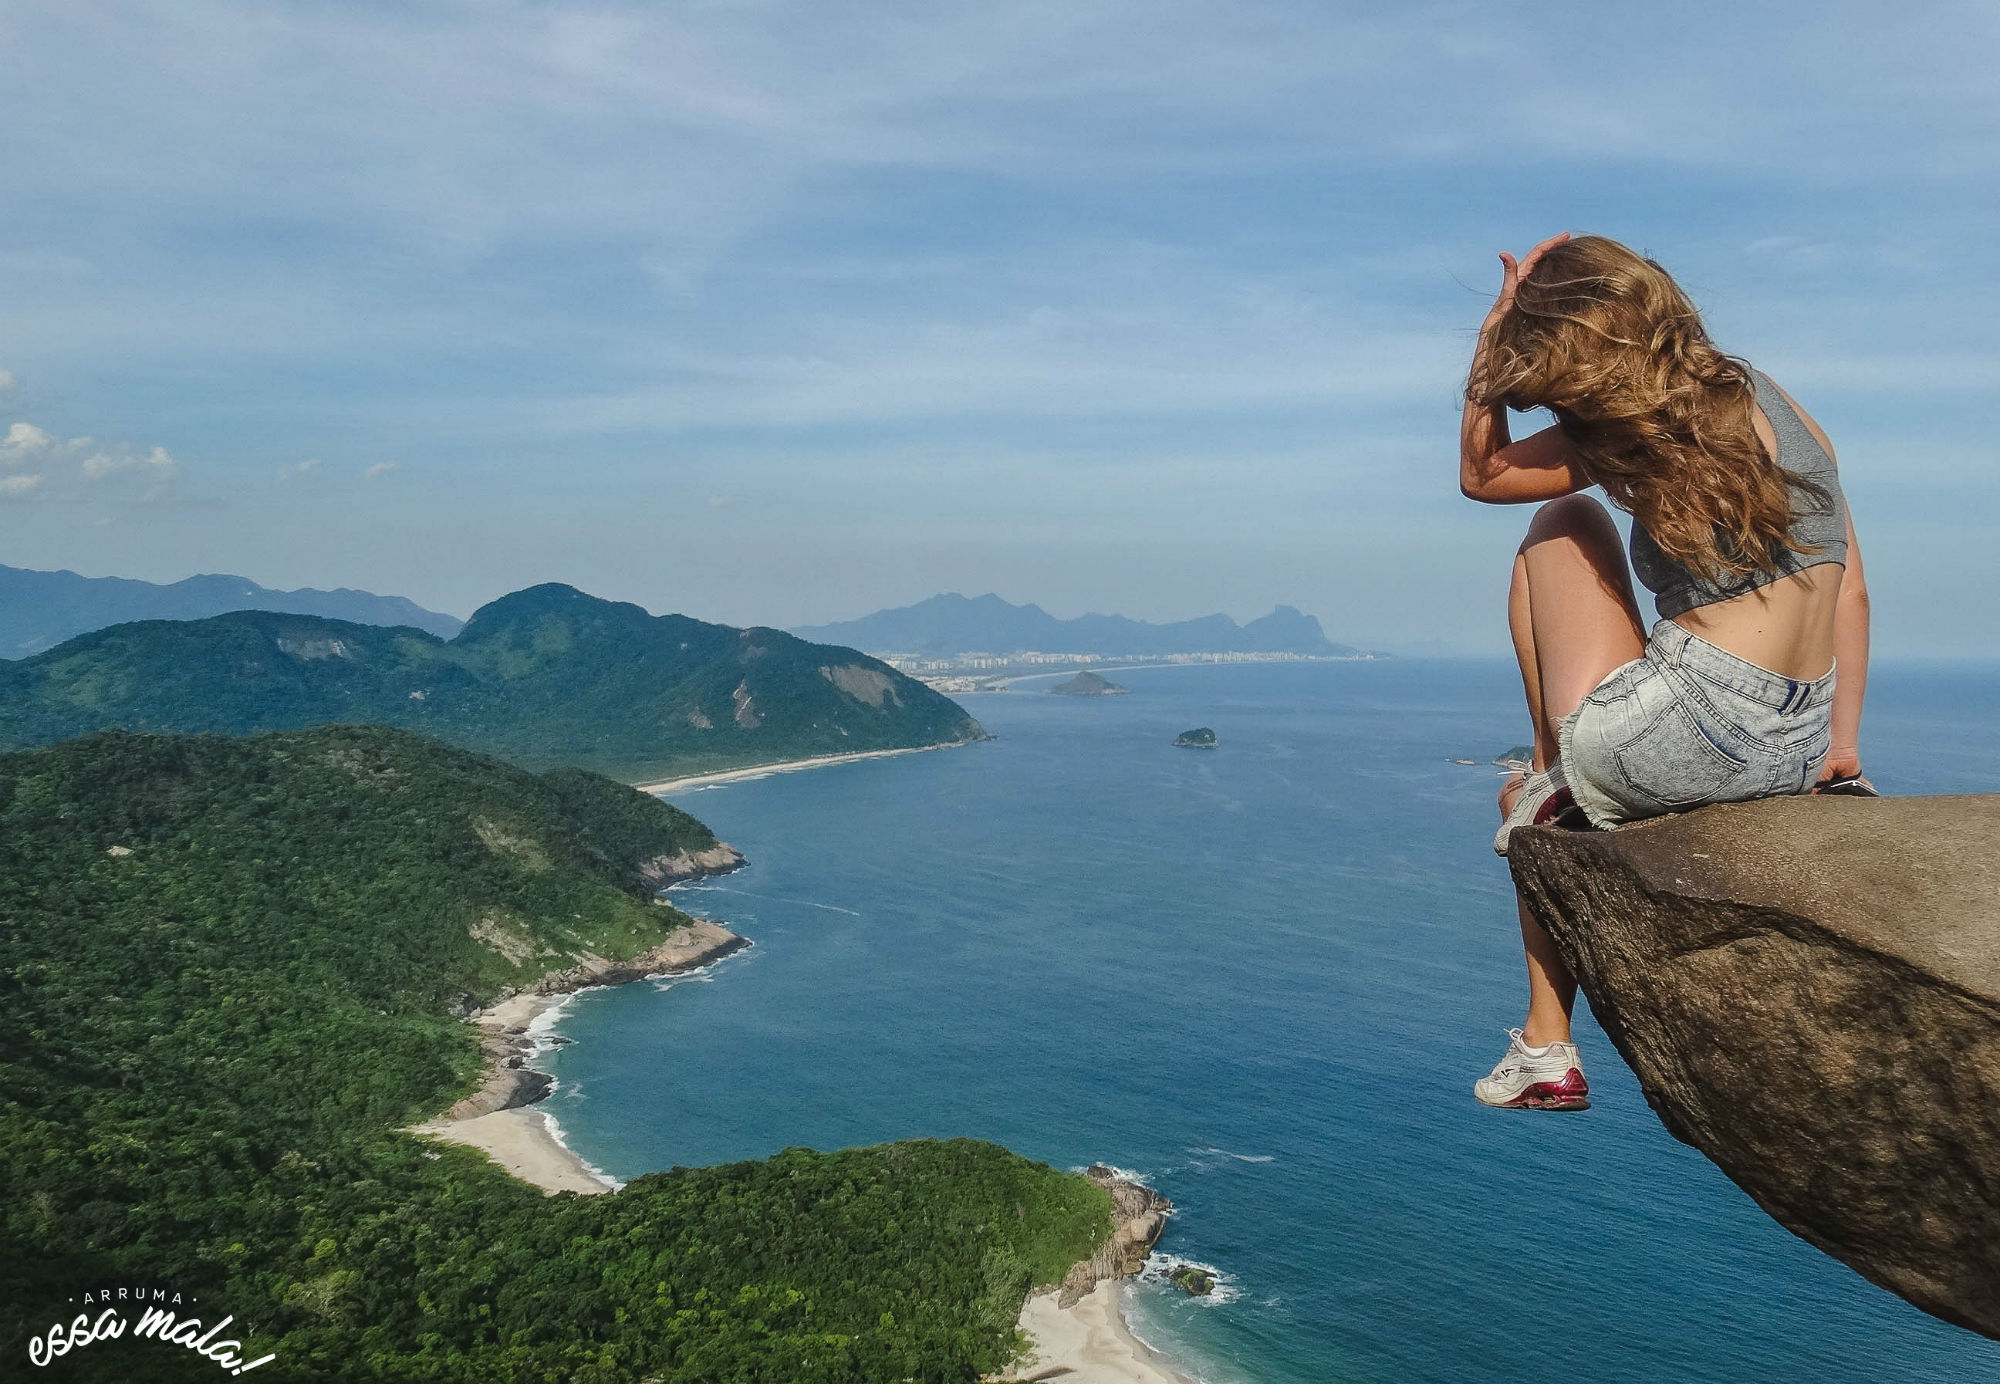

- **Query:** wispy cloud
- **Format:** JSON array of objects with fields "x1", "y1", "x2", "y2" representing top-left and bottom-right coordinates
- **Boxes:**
[
  {"x1": 364, "y1": 461, "x2": 400, "y2": 480},
  {"x1": 0, "y1": 419, "x2": 177, "y2": 501},
  {"x1": 0, "y1": 1, "x2": 1994, "y2": 652}
]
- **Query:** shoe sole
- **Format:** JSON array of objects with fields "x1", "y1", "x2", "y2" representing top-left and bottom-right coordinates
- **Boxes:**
[
  {"x1": 1494, "y1": 784, "x2": 1578, "y2": 857},
  {"x1": 1475, "y1": 1071, "x2": 1592, "y2": 1112}
]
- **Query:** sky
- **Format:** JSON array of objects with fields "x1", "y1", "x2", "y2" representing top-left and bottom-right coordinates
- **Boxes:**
[{"x1": 0, "y1": 1, "x2": 1994, "y2": 655}]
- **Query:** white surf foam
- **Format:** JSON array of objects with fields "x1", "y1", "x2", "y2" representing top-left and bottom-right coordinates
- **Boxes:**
[
  {"x1": 1138, "y1": 1250, "x2": 1241, "y2": 1306},
  {"x1": 537, "y1": 1108, "x2": 624, "y2": 1192}
]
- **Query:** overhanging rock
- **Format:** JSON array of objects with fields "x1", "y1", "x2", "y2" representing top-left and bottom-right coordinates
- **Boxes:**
[{"x1": 1510, "y1": 795, "x2": 2000, "y2": 1339}]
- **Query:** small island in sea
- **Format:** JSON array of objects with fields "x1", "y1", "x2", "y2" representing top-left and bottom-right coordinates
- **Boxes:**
[
  {"x1": 1174, "y1": 727, "x2": 1218, "y2": 748},
  {"x1": 1048, "y1": 671, "x2": 1129, "y2": 696},
  {"x1": 1494, "y1": 744, "x2": 1533, "y2": 770}
]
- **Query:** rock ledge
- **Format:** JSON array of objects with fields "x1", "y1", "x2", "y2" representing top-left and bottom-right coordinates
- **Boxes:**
[{"x1": 1510, "y1": 795, "x2": 2000, "y2": 1339}]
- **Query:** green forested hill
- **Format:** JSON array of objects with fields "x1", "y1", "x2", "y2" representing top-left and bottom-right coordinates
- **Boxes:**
[
  {"x1": 0, "y1": 583, "x2": 986, "y2": 781},
  {"x1": 0, "y1": 726, "x2": 1109, "y2": 1382}
]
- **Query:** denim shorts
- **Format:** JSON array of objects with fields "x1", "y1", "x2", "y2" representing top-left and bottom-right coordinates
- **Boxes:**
[{"x1": 1557, "y1": 620, "x2": 1834, "y2": 829}]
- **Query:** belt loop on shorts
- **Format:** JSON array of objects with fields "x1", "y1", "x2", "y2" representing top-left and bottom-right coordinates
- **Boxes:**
[{"x1": 1780, "y1": 678, "x2": 1802, "y2": 714}]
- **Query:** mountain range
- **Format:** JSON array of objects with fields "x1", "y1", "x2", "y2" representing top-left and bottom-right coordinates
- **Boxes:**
[
  {"x1": 0, "y1": 583, "x2": 983, "y2": 781},
  {"x1": 791, "y1": 592, "x2": 1360, "y2": 658},
  {"x1": 0, "y1": 561, "x2": 465, "y2": 657}
]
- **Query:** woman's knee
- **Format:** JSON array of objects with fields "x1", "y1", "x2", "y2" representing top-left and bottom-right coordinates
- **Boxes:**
[{"x1": 1522, "y1": 493, "x2": 1617, "y2": 552}]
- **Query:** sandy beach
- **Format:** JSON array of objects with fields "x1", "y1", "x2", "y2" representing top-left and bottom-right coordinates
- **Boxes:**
[
  {"x1": 409, "y1": 988, "x2": 615, "y2": 1195},
  {"x1": 633, "y1": 741, "x2": 965, "y2": 795},
  {"x1": 409, "y1": 861, "x2": 1194, "y2": 1382},
  {"x1": 411, "y1": 921, "x2": 746, "y2": 1195},
  {"x1": 418, "y1": 1103, "x2": 614, "y2": 1194},
  {"x1": 1001, "y1": 1281, "x2": 1196, "y2": 1384}
]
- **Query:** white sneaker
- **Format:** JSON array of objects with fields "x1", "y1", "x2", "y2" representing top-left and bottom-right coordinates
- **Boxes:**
[
  {"x1": 1473, "y1": 1028, "x2": 1591, "y2": 1111},
  {"x1": 1493, "y1": 764, "x2": 1576, "y2": 857}
]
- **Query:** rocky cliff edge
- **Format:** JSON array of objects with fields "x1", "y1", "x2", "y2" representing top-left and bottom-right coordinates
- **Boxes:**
[{"x1": 1510, "y1": 795, "x2": 2000, "y2": 1339}]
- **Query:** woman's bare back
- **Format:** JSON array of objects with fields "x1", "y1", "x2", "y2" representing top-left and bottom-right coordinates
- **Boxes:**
[{"x1": 1671, "y1": 387, "x2": 1846, "y2": 682}]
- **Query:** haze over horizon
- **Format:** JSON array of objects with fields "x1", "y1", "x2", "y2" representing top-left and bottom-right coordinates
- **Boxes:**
[{"x1": 2, "y1": 2, "x2": 1994, "y2": 656}]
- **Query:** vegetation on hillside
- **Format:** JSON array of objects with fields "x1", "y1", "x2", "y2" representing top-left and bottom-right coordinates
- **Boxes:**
[
  {"x1": 0, "y1": 584, "x2": 986, "y2": 781},
  {"x1": 0, "y1": 726, "x2": 1110, "y2": 1381}
]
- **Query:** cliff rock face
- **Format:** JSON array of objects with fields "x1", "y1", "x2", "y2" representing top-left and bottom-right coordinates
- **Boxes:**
[
  {"x1": 1509, "y1": 796, "x2": 2000, "y2": 1339},
  {"x1": 1055, "y1": 1166, "x2": 1172, "y2": 1308},
  {"x1": 638, "y1": 843, "x2": 746, "y2": 888}
]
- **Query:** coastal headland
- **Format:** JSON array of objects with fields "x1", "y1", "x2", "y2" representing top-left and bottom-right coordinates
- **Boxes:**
[
  {"x1": 997, "y1": 1167, "x2": 1192, "y2": 1384},
  {"x1": 418, "y1": 819, "x2": 1191, "y2": 1382},
  {"x1": 2, "y1": 722, "x2": 1153, "y2": 1379}
]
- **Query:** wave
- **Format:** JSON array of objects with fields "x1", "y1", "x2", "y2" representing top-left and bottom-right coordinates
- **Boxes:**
[
  {"x1": 649, "y1": 967, "x2": 721, "y2": 992},
  {"x1": 1116, "y1": 1283, "x2": 1230, "y2": 1384},
  {"x1": 1075, "y1": 1162, "x2": 1155, "y2": 1188},
  {"x1": 690, "y1": 885, "x2": 862, "y2": 917},
  {"x1": 1192, "y1": 1145, "x2": 1274, "y2": 1164},
  {"x1": 537, "y1": 1108, "x2": 625, "y2": 1192},
  {"x1": 522, "y1": 994, "x2": 579, "y2": 1060}
]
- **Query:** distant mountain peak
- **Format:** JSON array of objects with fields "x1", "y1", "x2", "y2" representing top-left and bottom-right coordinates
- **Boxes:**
[
  {"x1": 0, "y1": 561, "x2": 464, "y2": 658},
  {"x1": 791, "y1": 593, "x2": 1357, "y2": 658}
]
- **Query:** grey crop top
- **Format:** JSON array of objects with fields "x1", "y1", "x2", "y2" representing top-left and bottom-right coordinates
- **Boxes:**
[{"x1": 1629, "y1": 368, "x2": 1848, "y2": 619}]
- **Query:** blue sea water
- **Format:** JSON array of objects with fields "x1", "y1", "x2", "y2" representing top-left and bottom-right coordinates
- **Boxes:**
[{"x1": 541, "y1": 659, "x2": 2000, "y2": 1384}]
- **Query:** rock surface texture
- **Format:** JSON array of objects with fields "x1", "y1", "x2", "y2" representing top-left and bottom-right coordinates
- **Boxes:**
[
  {"x1": 1510, "y1": 795, "x2": 2000, "y2": 1339},
  {"x1": 638, "y1": 843, "x2": 746, "y2": 888},
  {"x1": 1054, "y1": 1166, "x2": 1172, "y2": 1308}
]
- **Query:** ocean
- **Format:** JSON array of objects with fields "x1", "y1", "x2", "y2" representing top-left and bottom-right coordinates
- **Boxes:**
[{"x1": 539, "y1": 659, "x2": 2000, "y2": 1384}]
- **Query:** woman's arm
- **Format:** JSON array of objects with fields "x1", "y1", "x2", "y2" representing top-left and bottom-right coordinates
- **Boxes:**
[
  {"x1": 1459, "y1": 412, "x2": 1592, "y2": 504},
  {"x1": 1821, "y1": 511, "x2": 1870, "y2": 783},
  {"x1": 1459, "y1": 232, "x2": 1593, "y2": 505}
]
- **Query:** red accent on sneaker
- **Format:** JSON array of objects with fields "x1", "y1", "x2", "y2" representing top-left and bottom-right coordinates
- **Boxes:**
[
  {"x1": 1504, "y1": 1068, "x2": 1592, "y2": 1112},
  {"x1": 1533, "y1": 786, "x2": 1576, "y2": 828}
]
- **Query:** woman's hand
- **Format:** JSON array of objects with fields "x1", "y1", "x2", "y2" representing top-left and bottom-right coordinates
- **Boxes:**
[
  {"x1": 1812, "y1": 745, "x2": 1879, "y2": 796},
  {"x1": 1483, "y1": 231, "x2": 1571, "y2": 332}
]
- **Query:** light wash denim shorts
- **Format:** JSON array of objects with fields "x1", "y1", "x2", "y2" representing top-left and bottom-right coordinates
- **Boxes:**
[{"x1": 1557, "y1": 620, "x2": 1834, "y2": 829}]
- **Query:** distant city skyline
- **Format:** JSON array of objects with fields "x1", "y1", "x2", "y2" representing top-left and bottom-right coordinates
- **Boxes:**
[{"x1": 2, "y1": 2, "x2": 1994, "y2": 656}]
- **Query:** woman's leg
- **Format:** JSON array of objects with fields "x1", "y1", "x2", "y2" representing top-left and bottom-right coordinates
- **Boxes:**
[{"x1": 1503, "y1": 494, "x2": 1646, "y2": 1046}]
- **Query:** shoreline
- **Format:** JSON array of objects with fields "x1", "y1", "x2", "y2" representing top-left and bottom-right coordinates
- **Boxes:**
[
  {"x1": 633, "y1": 740, "x2": 971, "y2": 795},
  {"x1": 1007, "y1": 1280, "x2": 1197, "y2": 1384},
  {"x1": 413, "y1": 779, "x2": 1201, "y2": 1384},
  {"x1": 994, "y1": 1167, "x2": 1193, "y2": 1384},
  {"x1": 411, "y1": 916, "x2": 749, "y2": 1195},
  {"x1": 976, "y1": 653, "x2": 1383, "y2": 692}
]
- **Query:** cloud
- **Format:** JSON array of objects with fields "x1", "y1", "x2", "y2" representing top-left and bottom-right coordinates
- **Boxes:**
[
  {"x1": 0, "y1": 420, "x2": 177, "y2": 501},
  {"x1": 83, "y1": 445, "x2": 175, "y2": 481},
  {"x1": 279, "y1": 458, "x2": 322, "y2": 479},
  {"x1": 2, "y1": 422, "x2": 53, "y2": 464},
  {"x1": 364, "y1": 461, "x2": 400, "y2": 479},
  {"x1": 0, "y1": 370, "x2": 15, "y2": 392}
]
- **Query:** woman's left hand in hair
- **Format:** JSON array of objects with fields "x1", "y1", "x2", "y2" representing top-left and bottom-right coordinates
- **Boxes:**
[{"x1": 1487, "y1": 231, "x2": 1571, "y2": 323}]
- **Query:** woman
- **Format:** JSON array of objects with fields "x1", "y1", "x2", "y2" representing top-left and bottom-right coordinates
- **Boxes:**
[{"x1": 1459, "y1": 233, "x2": 1873, "y2": 1111}]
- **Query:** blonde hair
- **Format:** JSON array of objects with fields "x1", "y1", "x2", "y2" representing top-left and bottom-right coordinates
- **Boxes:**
[{"x1": 1468, "y1": 235, "x2": 1822, "y2": 580}]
